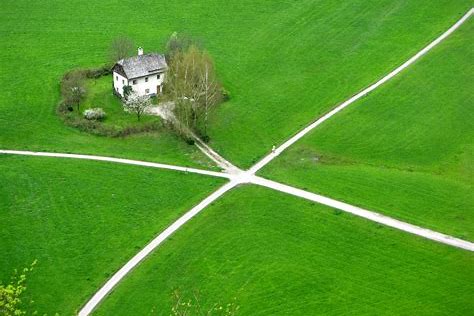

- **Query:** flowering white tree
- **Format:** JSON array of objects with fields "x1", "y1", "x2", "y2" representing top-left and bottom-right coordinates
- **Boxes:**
[
  {"x1": 123, "y1": 92, "x2": 151, "y2": 121},
  {"x1": 83, "y1": 108, "x2": 106, "y2": 121}
]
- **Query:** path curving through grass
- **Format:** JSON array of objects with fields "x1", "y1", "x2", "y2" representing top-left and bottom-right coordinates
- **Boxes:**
[{"x1": 0, "y1": 150, "x2": 232, "y2": 179}]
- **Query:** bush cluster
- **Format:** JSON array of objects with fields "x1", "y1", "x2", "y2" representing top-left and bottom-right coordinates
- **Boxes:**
[
  {"x1": 83, "y1": 108, "x2": 106, "y2": 121},
  {"x1": 60, "y1": 109, "x2": 161, "y2": 137},
  {"x1": 61, "y1": 65, "x2": 112, "y2": 82},
  {"x1": 221, "y1": 87, "x2": 231, "y2": 101},
  {"x1": 162, "y1": 119, "x2": 195, "y2": 144}
]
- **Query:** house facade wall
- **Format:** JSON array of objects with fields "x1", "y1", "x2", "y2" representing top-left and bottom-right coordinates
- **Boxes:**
[
  {"x1": 113, "y1": 71, "x2": 166, "y2": 97},
  {"x1": 129, "y1": 72, "x2": 165, "y2": 96},
  {"x1": 113, "y1": 71, "x2": 129, "y2": 97}
]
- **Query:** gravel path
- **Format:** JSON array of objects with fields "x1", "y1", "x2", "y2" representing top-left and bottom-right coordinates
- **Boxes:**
[
  {"x1": 0, "y1": 150, "x2": 232, "y2": 179},
  {"x1": 147, "y1": 103, "x2": 241, "y2": 173}
]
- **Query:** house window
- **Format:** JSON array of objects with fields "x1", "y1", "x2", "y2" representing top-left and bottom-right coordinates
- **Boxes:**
[
  {"x1": 157, "y1": 74, "x2": 161, "y2": 79},
  {"x1": 122, "y1": 79, "x2": 124, "y2": 84},
  {"x1": 115, "y1": 76, "x2": 118, "y2": 81},
  {"x1": 145, "y1": 89, "x2": 150, "y2": 94},
  {"x1": 133, "y1": 80, "x2": 137, "y2": 85},
  {"x1": 145, "y1": 77, "x2": 148, "y2": 82}
]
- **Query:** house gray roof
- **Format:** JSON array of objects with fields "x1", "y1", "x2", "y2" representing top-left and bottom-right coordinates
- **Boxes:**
[{"x1": 116, "y1": 53, "x2": 167, "y2": 79}]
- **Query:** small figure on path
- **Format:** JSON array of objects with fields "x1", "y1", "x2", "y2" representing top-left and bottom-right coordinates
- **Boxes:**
[{"x1": 272, "y1": 145, "x2": 276, "y2": 153}]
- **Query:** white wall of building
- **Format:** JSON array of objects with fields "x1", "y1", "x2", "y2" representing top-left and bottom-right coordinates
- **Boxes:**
[
  {"x1": 113, "y1": 71, "x2": 166, "y2": 98},
  {"x1": 129, "y1": 72, "x2": 165, "y2": 96},
  {"x1": 113, "y1": 72, "x2": 129, "y2": 97}
]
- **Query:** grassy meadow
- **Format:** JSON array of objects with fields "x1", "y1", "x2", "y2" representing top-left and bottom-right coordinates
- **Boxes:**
[
  {"x1": 1, "y1": 1, "x2": 473, "y2": 315},
  {"x1": 0, "y1": 0, "x2": 472, "y2": 167},
  {"x1": 261, "y1": 20, "x2": 474, "y2": 240},
  {"x1": 0, "y1": 155, "x2": 224, "y2": 314},
  {"x1": 95, "y1": 186, "x2": 474, "y2": 315}
]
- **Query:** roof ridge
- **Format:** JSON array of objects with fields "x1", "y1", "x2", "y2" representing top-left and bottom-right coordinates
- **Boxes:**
[{"x1": 114, "y1": 52, "x2": 167, "y2": 79}]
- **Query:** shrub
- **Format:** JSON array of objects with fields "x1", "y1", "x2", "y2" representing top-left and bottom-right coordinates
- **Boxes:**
[
  {"x1": 58, "y1": 105, "x2": 162, "y2": 138},
  {"x1": 185, "y1": 137, "x2": 195, "y2": 145},
  {"x1": 200, "y1": 134, "x2": 210, "y2": 143},
  {"x1": 0, "y1": 260, "x2": 37, "y2": 316},
  {"x1": 61, "y1": 71, "x2": 86, "y2": 112},
  {"x1": 123, "y1": 85, "x2": 133, "y2": 99},
  {"x1": 57, "y1": 101, "x2": 73, "y2": 113},
  {"x1": 83, "y1": 108, "x2": 106, "y2": 121},
  {"x1": 221, "y1": 87, "x2": 231, "y2": 101},
  {"x1": 84, "y1": 65, "x2": 112, "y2": 79},
  {"x1": 59, "y1": 66, "x2": 112, "y2": 106}
]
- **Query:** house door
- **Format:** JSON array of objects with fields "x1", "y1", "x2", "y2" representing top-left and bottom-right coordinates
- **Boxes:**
[{"x1": 157, "y1": 85, "x2": 161, "y2": 94}]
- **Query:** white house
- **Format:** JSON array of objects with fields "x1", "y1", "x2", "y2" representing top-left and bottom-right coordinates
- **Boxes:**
[{"x1": 112, "y1": 47, "x2": 167, "y2": 98}]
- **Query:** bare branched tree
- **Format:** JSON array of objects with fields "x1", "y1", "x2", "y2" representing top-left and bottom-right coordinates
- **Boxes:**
[
  {"x1": 61, "y1": 71, "x2": 86, "y2": 112},
  {"x1": 199, "y1": 52, "x2": 222, "y2": 136},
  {"x1": 165, "y1": 37, "x2": 222, "y2": 140},
  {"x1": 165, "y1": 32, "x2": 196, "y2": 60},
  {"x1": 165, "y1": 49, "x2": 195, "y2": 138},
  {"x1": 109, "y1": 37, "x2": 134, "y2": 63}
]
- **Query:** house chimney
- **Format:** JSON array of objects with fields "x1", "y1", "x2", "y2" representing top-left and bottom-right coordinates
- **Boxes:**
[{"x1": 138, "y1": 47, "x2": 144, "y2": 56}]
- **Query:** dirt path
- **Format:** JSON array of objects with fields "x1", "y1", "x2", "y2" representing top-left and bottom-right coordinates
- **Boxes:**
[
  {"x1": 147, "y1": 103, "x2": 241, "y2": 174},
  {"x1": 3, "y1": 150, "x2": 471, "y2": 253},
  {"x1": 0, "y1": 150, "x2": 231, "y2": 179}
]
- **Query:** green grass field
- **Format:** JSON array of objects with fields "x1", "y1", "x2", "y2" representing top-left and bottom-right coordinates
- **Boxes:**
[
  {"x1": 205, "y1": 1, "x2": 472, "y2": 167},
  {"x1": 0, "y1": 1, "x2": 471, "y2": 167},
  {"x1": 95, "y1": 186, "x2": 474, "y2": 315},
  {"x1": 261, "y1": 20, "x2": 474, "y2": 240},
  {"x1": 1, "y1": 1, "x2": 473, "y2": 315},
  {"x1": 0, "y1": 156, "x2": 224, "y2": 314}
]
